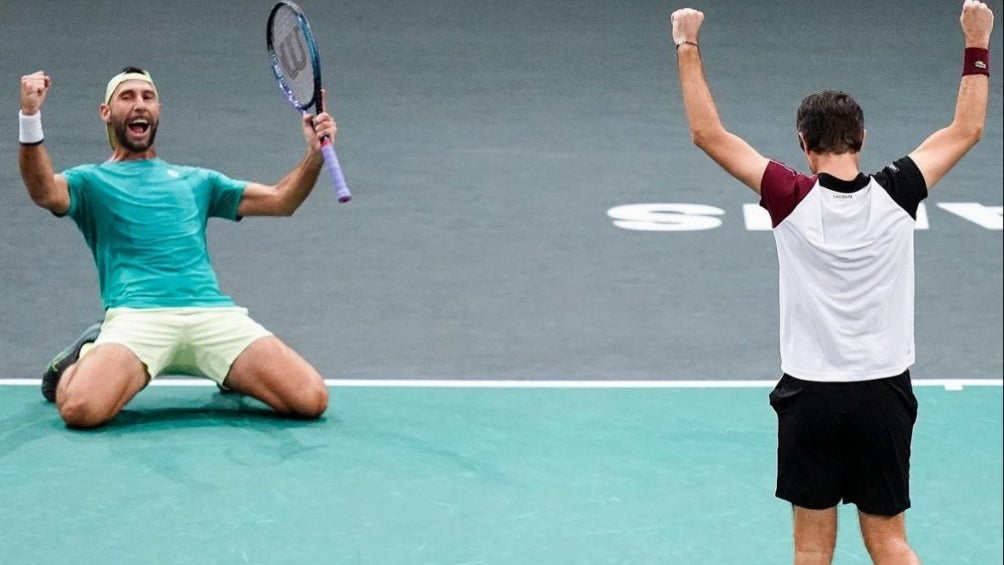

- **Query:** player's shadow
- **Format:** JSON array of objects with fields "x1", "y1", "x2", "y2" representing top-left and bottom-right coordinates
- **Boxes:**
[{"x1": 95, "y1": 391, "x2": 338, "y2": 432}]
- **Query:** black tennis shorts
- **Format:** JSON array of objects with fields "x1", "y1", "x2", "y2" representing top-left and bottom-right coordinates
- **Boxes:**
[{"x1": 769, "y1": 370, "x2": 918, "y2": 516}]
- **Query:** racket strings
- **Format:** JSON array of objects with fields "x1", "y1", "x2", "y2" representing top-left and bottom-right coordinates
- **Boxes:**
[{"x1": 270, "y1": 7, "x2": 316, "y2": 108}]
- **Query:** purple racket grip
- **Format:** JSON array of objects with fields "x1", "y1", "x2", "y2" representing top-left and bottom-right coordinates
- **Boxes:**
[{"x1": 321, "y1": 140, "x2": 351, "y2": 203}]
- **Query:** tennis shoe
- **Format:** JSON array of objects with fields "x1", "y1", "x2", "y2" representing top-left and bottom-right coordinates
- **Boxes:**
[{"x1": 41, "y1": 321, "x2": 102, "y2": 402}]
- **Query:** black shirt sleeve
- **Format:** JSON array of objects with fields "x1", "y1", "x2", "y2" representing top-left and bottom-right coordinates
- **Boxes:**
[{"x1": 872, "y1": 156, "x2": 928, "y2": 219}]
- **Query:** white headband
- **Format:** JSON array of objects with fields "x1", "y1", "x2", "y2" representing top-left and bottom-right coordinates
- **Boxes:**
[{"x1": 104, "y1": 71, "x2": 157, "y2": 103}]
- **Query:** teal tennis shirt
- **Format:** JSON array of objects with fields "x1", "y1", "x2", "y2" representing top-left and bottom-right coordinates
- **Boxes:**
[{"x1": 61, "y1": 158, "x2": 247, "y2": 309}]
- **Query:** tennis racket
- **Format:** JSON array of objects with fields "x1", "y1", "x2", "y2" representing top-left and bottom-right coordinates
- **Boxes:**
[{"x1": 266, "y1": 1, "x2": 351, "y2": 203}]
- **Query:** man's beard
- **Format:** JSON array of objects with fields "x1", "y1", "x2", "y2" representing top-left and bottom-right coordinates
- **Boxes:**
[{"x1": 112, "y1": 119, "x2": 158, "y2": 152}]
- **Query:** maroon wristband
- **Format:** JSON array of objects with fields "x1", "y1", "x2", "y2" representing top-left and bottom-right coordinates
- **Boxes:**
[{"x1": 963, "y1": 47, "x2": 990, "y2": 76}]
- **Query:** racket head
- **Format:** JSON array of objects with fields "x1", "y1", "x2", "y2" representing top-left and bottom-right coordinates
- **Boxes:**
[{"x1": 266, "y1": 1, "x2": 323, "y2": 113}]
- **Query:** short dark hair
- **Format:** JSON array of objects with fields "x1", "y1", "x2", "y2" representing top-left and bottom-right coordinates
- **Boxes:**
[{"x1": 796, "y1": 90, "x2": 864, "y2": 154}]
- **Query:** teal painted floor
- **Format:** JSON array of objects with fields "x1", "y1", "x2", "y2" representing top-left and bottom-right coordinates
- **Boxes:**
[{"x1": 1, "y1": 384, "x2": 1000, "y2": 564}]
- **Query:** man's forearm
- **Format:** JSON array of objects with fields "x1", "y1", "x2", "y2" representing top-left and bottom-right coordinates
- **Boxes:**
[
  {"x1": 274, "y1": 152, "x2": 324, "y2": 215},
  {"x1": 19, "y1": 144, "x2": 59, "y2": 208},
  {"x1": 952, "y1": 49, "x2": 990, "y2": 138},
  {"x1": 676, "y1": 44, "x2": 725, "y2": 145}
]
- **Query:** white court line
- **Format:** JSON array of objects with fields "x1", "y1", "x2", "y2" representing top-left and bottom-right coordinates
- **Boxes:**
[{"x1": 0, "y1": 378, "x2": 1001, "y2": 390}]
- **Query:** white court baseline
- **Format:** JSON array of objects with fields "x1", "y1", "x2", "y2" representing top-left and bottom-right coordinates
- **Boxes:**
[{"x1": 2, "y1": 378, "x2": 1001, "y2": 391}]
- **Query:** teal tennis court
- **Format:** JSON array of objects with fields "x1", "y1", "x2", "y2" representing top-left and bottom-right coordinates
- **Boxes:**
[{"x1": 1, "y1": 381, "x2": 1000, "y2": 563}]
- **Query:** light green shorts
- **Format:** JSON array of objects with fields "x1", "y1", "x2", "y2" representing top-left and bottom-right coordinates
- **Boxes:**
[{"x1": 86, "y1": 307, "x2": 273, "y2": 384}]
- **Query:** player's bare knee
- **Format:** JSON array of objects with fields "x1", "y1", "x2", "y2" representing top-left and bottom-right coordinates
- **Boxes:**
[
  {"x1": 794, "y1": 540, "x2": 836, "y2": 554},
  {"x1": 794, "y1": 547, "x2": 834, "y2": 565},
  {"x1": 299, "y1": 381, "x2": 328, "y2": 419},
  {"x1": 285, "y1": 379, "x2": 327, "y2": 419},
  {"x1": 862, "y1": 534, "x2": 914, "y2": 562},
  {"x1": 58, "y1": 396, "x2": 112, "y2": 429}
]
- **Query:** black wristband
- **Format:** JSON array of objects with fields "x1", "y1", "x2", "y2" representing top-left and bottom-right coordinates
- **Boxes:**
[
  {"x1": 19, "y1": 139, "x2": 44, "y2": 147},
  {"x1": 676, "y1": 41, "x2": 699, "y2": 51}
]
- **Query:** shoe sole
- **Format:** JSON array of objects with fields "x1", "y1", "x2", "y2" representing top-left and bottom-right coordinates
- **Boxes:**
[{"x1": 41, "y1": 322, "x2": 103, "y2": 402}]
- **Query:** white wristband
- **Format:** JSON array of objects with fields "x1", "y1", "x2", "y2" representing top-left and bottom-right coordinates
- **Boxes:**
[{"x1": 19, "y1": 111, "x2": 44, "y2": 144}]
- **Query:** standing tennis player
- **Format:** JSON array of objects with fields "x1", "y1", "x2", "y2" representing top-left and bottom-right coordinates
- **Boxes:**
[
  {"x1": 670, "y1": 1, "x2": 992, "y2": 563},
  {"x1": 18, "y1": 67, "x2": 332, "y2": 428}
]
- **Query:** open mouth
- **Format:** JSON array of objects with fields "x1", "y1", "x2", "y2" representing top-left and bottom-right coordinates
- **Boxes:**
[{"x1": 128, "y1": 119, "x2": 150, "y2": 135}]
